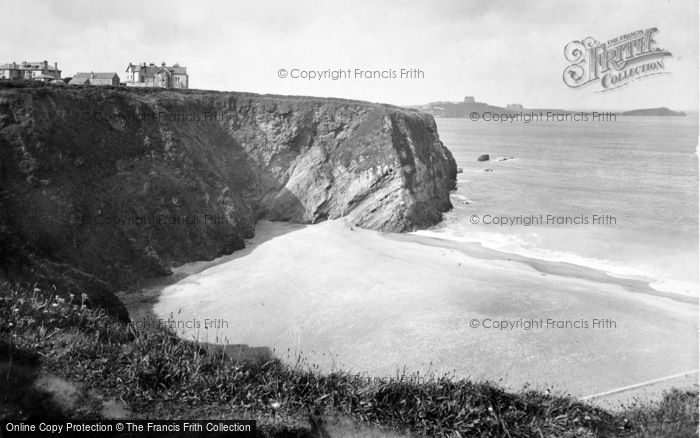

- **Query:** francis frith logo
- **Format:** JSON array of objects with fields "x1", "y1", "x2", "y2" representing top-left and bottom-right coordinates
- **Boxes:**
[{"x1": 563, "y1": 28, "x2": 672, "y2": 92}]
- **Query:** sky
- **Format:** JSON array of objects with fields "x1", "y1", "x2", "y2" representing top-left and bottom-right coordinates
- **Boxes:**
[{"x1": 0, "y1": 0, "x2": 697, "y2": 110}]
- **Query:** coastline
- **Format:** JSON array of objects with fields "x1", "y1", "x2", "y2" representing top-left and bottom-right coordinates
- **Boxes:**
[
  {"x1": 128, "y1": 219, "x2": 698, "y2": 399},
  {"x1": 391, "y1": 232, "x2": 699, "y2": 305}
]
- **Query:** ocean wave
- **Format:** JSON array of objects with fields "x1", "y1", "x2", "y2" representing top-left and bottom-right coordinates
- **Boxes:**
[
  {"x1": 451, "y1": 194, "x2": 472, "y2": 202},
  {"x1": 412, "y1": 228, "x2": 698, "y2": 297}
]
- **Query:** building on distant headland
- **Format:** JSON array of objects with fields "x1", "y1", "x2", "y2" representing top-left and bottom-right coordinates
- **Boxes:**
[
  {"x1": 0, "y1": 61, "x2": 62, "y2": 82},
  {"x1": 124, "y1": 62, "x2": 188, "y2": 89},
  {"x1": 463, "y1": 96, "x2": 476, "y2": 104},
  {"x1": 506, "y1": 103, "x2": 523, "y2": 110},
  {"x1": 69, "y1": 72, "x2": 120, "y2": 86}
]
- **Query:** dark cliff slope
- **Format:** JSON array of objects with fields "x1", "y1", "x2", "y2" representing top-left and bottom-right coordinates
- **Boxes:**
[{"x1": 0, "y1": 82, "x2": 457, "y2": 319}]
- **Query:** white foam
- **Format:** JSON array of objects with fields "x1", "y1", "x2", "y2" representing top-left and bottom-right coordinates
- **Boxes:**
[
  {"x1": 649, "y1": 279, "x2": 699, "y2": 297},
  {"x1": 413, "y1": 229, "x2": 698, "y2": 297},
  {"x1": 451, "y1": 194, "x2": 471, "y2": 202}
]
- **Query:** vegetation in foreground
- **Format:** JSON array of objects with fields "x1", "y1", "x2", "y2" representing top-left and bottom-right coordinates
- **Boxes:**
[{"x1": 0, "y1": 282, "x2": 697, "y2": 437}]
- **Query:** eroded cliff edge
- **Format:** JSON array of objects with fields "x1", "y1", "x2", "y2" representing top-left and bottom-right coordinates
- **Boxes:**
[{"x1": 0, "y1": 83, "x2": 457, "y2": 319}]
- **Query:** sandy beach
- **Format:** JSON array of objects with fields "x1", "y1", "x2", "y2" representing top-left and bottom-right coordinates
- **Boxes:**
[{"x1": 150, "y1": 220, "x2": 698, "y2": 398}]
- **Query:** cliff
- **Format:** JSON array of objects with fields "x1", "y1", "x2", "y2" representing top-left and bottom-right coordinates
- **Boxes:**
[{"x1": 0, "y1": 82, "x2": 457, "y2": 319}]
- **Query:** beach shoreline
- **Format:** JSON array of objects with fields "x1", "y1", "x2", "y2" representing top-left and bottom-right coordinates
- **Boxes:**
[
  {"x1": 391, "y1": 232, "x2": 699, "y2": 305},
  {"x1": 116, "y1": 219, "x2": 698, "y2": 399}
]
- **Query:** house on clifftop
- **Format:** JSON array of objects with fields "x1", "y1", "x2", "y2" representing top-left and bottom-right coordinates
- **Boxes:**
[
  {"x1": 0, "y1": 61, "x2": 62, "y2": 82},
  {"x1": 69, "y1": 72, "x2": 120, "y2": 86},
  {"x1": 124, "y1": 62, "x2": 188, "y2": 89}
]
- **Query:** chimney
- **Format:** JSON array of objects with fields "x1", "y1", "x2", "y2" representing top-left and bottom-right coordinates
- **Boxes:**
[
  {"x1": 90, "y1": 71, "x2": 94, "y2": 79},
  {"x1": 43, "y1": 60, "x2": 48, "y2": 69},
  {"x1": 161, "y1": 62, "x2": 166, "y2": 67},
  {"x1": 54, "y1": 62, "x2": 57, "y2": 71}
]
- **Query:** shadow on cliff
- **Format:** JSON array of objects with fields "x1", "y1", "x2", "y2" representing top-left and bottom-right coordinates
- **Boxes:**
[
  {"x1": 118, "y1": 196, "x2": 310, "y2": 367},
  {"x1": 121, "y1": 217, "x2": 308, "y2": 321},
  {"x1": 0, "y1": 84, "x2": 310, "y2": 323}
]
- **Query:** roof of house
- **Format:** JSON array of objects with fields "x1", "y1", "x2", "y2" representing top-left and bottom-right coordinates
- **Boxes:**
[
  {"x1": 0, "y1": 62, "x2": 60, "y2": 71},
  {"x1": 68, "y1": 76, "x2": 90, "y2": 84},
  {"x1": 69, "y1": 72, "x2": 118, "y2": 84},
  {"x1": 127, "y1": 63, "x2": 187, "y2": 76},
  {"x1": 168, "y1": 66, "x2": 187, "y2": 75},
  {"x1": 143, "y1": 66, "x2": 161, "y2": 77},
  {"x1": 24, "y1": 62, "x2": 60, "y2": 71},
  {"x1": 72, "y1": 72, "x2": 119, "y2": 80}
]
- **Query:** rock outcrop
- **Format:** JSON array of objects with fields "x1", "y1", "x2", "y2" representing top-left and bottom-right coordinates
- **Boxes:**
[{"x1": 0, "y1": 83, "x2": 457, "y2": 319}]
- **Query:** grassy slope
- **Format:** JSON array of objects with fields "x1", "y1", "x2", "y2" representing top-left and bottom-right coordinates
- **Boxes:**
[{"x1": 1, "y1": 282, "x2": 697, "y2": 437}]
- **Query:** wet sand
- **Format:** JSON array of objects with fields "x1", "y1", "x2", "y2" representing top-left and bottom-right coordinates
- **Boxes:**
[{"x1": 144, "y1": 219, "x2": 697, "y2": 397}]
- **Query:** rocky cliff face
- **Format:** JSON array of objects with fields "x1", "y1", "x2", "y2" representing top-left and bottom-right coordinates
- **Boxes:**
[{"x1": 0, "y1": 83, "x2": 456, "y2": 319}]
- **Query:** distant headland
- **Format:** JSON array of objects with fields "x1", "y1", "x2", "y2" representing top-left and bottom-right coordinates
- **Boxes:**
[{"x1": 413, "y1": 96, "x2": 687, "y2": 118}]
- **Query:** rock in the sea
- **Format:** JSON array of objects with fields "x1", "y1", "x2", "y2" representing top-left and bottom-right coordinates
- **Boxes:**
[
  {"x1": 477, "y1": 154, "x2": 490, "y2": 162},
  {"x1": 0, "y1": 82, "x2": 458, "y2": 319},
  {"x1": 456, "y1": 167, "x2": 463, "y2": 173},
  {"x1": 484, "y1": 169, "x2": 494, "y2": 172}
]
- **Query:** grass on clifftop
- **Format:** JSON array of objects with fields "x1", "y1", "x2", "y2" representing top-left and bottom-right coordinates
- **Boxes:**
[{"x1": 1, "y1": 282, "x2": 697, "y2": 437}]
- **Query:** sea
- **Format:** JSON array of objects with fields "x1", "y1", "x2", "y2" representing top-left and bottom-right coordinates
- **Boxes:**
[{"x1": 419, "y1": 116, "x2": 699, "y2": 297}]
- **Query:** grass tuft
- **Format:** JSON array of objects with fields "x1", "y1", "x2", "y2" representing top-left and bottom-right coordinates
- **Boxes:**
[{"x1": 1, "y1": 282, "x2": 697, "y2": 437}]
